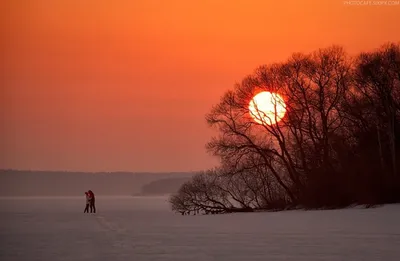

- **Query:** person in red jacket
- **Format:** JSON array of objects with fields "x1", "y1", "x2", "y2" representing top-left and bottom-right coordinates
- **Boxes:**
[{"x1": 88, "y1": 190, "x2": 96, "y2": 213}]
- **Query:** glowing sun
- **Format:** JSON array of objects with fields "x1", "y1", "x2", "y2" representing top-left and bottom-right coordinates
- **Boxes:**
[{"x1": 249, "y1": 91, "x2": 287, "y2": 125}]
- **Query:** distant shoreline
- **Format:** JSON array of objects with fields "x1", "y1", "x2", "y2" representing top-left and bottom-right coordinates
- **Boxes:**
[
  {"x1": 0, "y1": 170, "x2": 194, "y2": 197},
  {"x1": 0, "y1": 195, "x2": 170, "y2": 200},
  {"x1": 0, "y1": 169, "x2": 199, "y2": 175}
]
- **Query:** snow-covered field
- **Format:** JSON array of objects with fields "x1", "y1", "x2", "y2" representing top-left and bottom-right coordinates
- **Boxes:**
[{"x1": 1, "y1": 196, "x2": 399, "y2": 261}]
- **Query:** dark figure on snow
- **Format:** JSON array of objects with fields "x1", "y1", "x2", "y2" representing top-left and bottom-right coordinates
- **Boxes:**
[
  {"x1": 88, "y1": 190, "x2": 96, "y2": 213},
  {"x1": 84, "y1": 192, "x2": 90, "y2": 213}
]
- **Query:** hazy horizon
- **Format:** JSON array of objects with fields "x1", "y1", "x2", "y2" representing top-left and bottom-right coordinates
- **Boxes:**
[
  {"x1": 0, "y1": 169, "x2": 195, "y2": 197},
  {"x1": 0, "y1": 168, "x2": 200, "y2": 174}
]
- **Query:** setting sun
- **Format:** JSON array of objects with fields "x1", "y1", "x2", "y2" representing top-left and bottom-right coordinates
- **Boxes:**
[{"x1": 249, "y1": 91, "x2": 287, "y2": 125}]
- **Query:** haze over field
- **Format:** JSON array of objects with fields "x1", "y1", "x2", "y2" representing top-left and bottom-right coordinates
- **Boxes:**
[{"x1": 0, "y1": 170, "x2": 194, "y2": 196}]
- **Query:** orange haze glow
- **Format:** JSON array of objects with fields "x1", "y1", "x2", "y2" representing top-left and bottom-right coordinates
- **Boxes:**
[{"x1": 1, "y1": 0, "x2": 399, "y2": 172}]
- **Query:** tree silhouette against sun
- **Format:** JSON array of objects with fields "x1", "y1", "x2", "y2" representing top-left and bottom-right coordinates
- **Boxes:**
[{"x1": 248, "y1": 91, "x2": 287, "y2": 125}]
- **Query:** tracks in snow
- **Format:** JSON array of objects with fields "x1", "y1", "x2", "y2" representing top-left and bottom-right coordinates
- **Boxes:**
[
  {"x1": 94, "y1": 214, "x2": 132, "y2": 250},
  {"x1": 95, "y1": 215, "x2": 127, "y2": 234}
]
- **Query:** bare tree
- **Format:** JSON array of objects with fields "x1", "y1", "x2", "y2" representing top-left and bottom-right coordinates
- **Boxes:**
[
  {"x1": 169, "y1": 169, "x2": 245, "y2": 215},
  {"x1": 354, "y1": 43, "x2": 400, "y2": 177},
  {"x1": 344, "y1": 42, "x2": 400, "y2": 202},
  {"x1": 170, "y1": 43, "x2": 400, "y2": 214}
]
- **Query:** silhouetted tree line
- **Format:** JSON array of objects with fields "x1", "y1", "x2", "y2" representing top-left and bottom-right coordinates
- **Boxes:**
[{"x1": 170, "y1": 42, "x2": 400, "y2": 215}]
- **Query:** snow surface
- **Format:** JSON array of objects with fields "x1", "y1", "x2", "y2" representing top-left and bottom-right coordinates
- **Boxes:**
[{"x1": 1, "y1": 196, "x2": 399, "y2": 261}]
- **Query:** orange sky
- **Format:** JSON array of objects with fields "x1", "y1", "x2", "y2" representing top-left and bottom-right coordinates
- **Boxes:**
[{"x1": 1, "y1": 0, "x2": 399, "y2": 172}]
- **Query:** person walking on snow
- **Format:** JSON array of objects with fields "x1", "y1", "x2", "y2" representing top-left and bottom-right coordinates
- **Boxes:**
[
  {"x1": 84, "y1": 192, "x2": 90, "y2": 213},
  {"x1": 88, "y1": 190, "x2": 96, "y2": 213}
]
